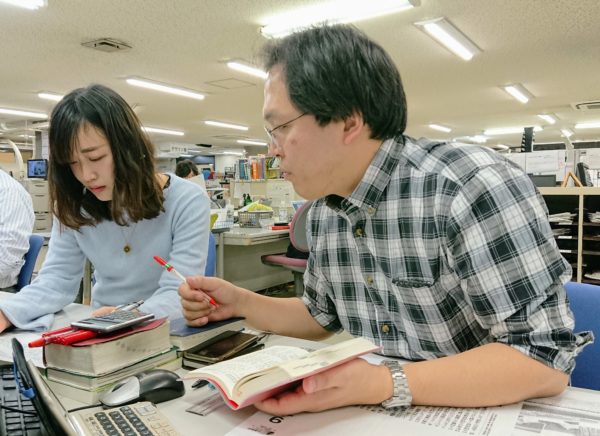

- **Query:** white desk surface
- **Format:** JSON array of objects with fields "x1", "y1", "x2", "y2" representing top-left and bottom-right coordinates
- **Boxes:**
[{"x1": 2, "y1": 297, "x2": 599, "y2": 435}]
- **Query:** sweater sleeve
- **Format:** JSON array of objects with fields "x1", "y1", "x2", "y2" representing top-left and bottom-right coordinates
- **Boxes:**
[{"x1": 0, "y1": 218, "x2": 85, "y2": 330}]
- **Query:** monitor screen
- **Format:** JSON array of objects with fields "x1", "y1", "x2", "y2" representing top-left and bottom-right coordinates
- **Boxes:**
[
  {"x1": 528, "y1": 174, "x2": 556, "y2": 187},
  {"x1": 27, "y1": 159, "x2": 48, "y2": 179},
  {"x1": 576, "y1": 162, "x2": 593, "y2": 187}
]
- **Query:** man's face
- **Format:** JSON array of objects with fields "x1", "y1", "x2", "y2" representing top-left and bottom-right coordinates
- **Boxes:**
[{"x1": 263, "y1": 66, "x2": 344, "y2": 200}]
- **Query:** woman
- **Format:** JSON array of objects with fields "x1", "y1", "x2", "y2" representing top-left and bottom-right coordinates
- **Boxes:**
[{"x1": 0, "y1": 84, "x2": 210, "y2": 332}]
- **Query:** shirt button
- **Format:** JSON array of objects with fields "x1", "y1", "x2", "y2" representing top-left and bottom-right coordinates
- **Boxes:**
[
  {"x1": 367, "y1": 207, "x2": 376, "y2": 215},
  {"x1": 381, "y1": 324, "x2": 390, "y2": 334},
  {"x1": 366, "y1": 276, "x2": 374, "y2": 285},
  {"x1": 354, "y1": 228, "x2": 363, "y2": 237}
]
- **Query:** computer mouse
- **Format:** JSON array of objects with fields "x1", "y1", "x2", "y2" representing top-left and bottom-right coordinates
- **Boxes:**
[{"x1": 100, "y1": 369, "x2": 185, "y2": 407}]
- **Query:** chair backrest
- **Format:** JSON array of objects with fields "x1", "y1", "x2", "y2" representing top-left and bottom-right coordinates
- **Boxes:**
[
  {"x1": 205, "y1": 232, "x2": 216, "y2": 277},
  {"x1": 564, "y1": 281, "x2": 600, "y2": 390},
  {"x1": 289, "y1": 200, "x2": 313, "y2": 253},
  {"x1": 16, "y1": 234, "x2": 45, "y2": 291}
]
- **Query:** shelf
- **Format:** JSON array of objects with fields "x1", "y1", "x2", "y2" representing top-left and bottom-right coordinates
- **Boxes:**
[{"x1": 582, "y1": 250, "x2": 600, "y2": 256}]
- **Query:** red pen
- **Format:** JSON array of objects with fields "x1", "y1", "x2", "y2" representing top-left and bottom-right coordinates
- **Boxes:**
[
  {"x1": 29, "y1": 326, "x2": 77, "y2": 348},
  {"x1": 50, "y1": 329, "x2": 98, "y2": 346},
  {"x1": 153, "y1": 255, "x2": 218, "y2": 308}
]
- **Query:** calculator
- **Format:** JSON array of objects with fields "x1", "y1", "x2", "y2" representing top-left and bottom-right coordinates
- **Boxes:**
[{"x1": 71, "y1": 310, "x2": 155, "y2": 333}]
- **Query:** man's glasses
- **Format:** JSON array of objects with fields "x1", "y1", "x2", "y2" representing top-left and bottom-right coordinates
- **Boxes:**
[{"x1": 264, "y1": 113, "x2": 307, "y2": 145}]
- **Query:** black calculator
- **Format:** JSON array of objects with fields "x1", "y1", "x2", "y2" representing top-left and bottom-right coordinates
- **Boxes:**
[{"x1": 71, "y1": 310, "x2": 155, "y2": 333}]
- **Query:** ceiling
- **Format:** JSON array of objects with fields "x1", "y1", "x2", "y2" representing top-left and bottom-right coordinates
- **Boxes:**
[{"x1": 1, "y1": 0, "x2": 600, "y2": 156}]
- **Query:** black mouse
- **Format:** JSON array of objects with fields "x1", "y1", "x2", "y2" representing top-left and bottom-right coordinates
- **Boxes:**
[{"x1": 100, "y1": 369, "x2": 185, "y2": 407}]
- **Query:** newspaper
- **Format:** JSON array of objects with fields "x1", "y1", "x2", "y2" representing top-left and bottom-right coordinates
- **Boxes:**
[{"x1": 226, "y1": 387, "x2": 600, "y2": 436}]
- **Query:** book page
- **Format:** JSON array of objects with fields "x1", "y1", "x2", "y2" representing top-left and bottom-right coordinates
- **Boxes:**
[{"x1": 187, "y1": 346, "x2": 308, "y2": 394}]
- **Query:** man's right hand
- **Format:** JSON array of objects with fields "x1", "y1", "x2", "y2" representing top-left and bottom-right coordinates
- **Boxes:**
[
  {"x1": 0, "y1": 310, "x2": 12, "y2": 333},
  {"x1": 179, "y1": 276, "x2": 243, "y2": 327}
]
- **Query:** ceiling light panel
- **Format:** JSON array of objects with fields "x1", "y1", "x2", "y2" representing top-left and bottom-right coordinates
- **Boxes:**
[
  {"x1": 537, "y1": 114, "x2": 557, "y2": 124},
  {"x1": 261, "y1": 0, "x2": 418, "y2": 38},
  {"x1": 227, "y1": 61, "x2": 267, "y2": 80},
  {"x1": 237, "y1": 139, "x2": 268, "y2": 146},
  {"x1": 0, "y1": 107, "x2": 47, "y2": 118},
  {"x1": 428, "y1": 123, "x2": 451, "y2": 133},
  {"x1": 414, "y1": 17, "x2": 481, "y2": 61},
  {"x1": 484, "y1": 126, "x2": 542, "y2": 136},
  {"x1": 38, "y1": 92, "x2": 64, "y2": 102},
  {"x1": 126, "y1": 77, "x2": 205, "y2": 100},
  {"x1": 575, "y1": 121, "x2": 600, "y2": 129},
  {"x1": 0, "y1": 0, "x2": 46, "y2": 10},
  {"x1": 560, "y1": 129, "x2": 573, "y2": 138},
  {"x1": 503, "y1": 84, "x2": 533, "y2": 104},
  {"x1": 204, "y1": 120, "x2": 248, "y2": 131},
  {"x1": 142, "y1": 127, "x2": 184, "y2": 136}
]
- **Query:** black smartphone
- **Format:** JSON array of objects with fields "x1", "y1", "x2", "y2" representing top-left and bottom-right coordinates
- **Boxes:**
[{"x1": 183, "y1": 331, "x2": 262, "y2": 364}]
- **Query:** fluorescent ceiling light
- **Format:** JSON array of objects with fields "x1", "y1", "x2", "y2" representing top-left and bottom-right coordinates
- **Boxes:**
[
  {"x1": 428, "y1": 123, "x2": 451, "y2": 133},
  {"x1": 204, "y1": 120, "x2": 248, "y2": 131},
  {"x1": 227, "y1": 61, "x2": 268, "y2": 80},
  {"x1": 261, "y1": 0, "x2": 418, "y2": 38},
  {"x1": 561, "y1": 128, "x2": 574, "y2": 138},
  {"x1": 126, "y1": 77, "x2": 205, "y2": 100},
  {"x1": 575, "y1": 121, "x2": 600, "y2": 129},
  {"x1": 223, "y1": 151, "x2": 244, "y2": 156},
  {"x1": 237, "y1": 139, "x2": 268, "y2": 146},
  {"x1": 0, "y1": 0, "x2": 46, "y2": 9},
  {"x1": 484, "y1": 126, "x2": 542, "y2": 136},
  {"x1": 38, "y1": 92, "x2": 64, "y2": 102},
  {"x1": 537, "y1": 113, "x2": 557, "y2": 124},
  {"x1": 0, "y1": 107, "x2": 47, "y2": 118},
  {"x1": 503, "y1": 84, "x2": 533, "y2": 104},
  {"x1": 414, "y1": 17, "x2": 481, "y2": 61},
  {"x1": 142, "y1": 126, "x2": 184, "y2": 136}
]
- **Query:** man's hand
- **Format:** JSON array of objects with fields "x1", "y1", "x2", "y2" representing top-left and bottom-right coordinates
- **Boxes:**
[
  {"x1": 0, "y1": 310, "x2": 12, "y2": 333},
  {"x1": 179, "y1": 276, "x2": 243, "y2": 326},
  {"x1": 255, "y1": 359, "x2": 393, "y2": 415},
  {"x1": 91, "y1": 306, "x2": 116, "y2": 317}
]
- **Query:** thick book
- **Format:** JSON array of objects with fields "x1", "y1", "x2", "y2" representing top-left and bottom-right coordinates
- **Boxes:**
[
  {"x1": 45, "y1": 347, "x2": 179, "y2": 390},
  {"x1": 183, "y1": 337, "x2": 379, "y2": 410},
  {"x1": 43, "y1": 355, "x2": 182, "y2": 405},
  {"x1": 169, "y1": 317, "x2": 245, "y2": 350},
  {"x1": 43, "y1": 319, "x2": 171, "y2": 376}
]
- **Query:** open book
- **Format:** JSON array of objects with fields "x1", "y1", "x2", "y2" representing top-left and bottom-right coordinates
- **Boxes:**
[{"x1": 184, "y1": 337, "x2": 379, "y2": 410}]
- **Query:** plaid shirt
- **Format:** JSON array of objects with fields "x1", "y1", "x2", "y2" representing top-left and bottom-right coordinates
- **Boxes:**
[{"x1": 303, "y1": 136, "x2": 591, "y2": 373}]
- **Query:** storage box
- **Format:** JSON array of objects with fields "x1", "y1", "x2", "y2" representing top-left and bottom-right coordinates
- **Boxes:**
[{"x1": 238, "y1": 211, "x2": 273, "y2": 228}]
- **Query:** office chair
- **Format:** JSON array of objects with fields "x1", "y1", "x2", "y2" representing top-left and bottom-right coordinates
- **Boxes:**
[
  {"x1": 564, "y1": 281, "x2": 600, "y2": 390},
  {"x1": 16, "y1": 234, "x2": 45, "y2": 291},
  {"x1": 205, "y1": 232, "x2": 217, "y2": 277},
  {"x1": 261, "y1": 201, "x2": 312, "y2": 297}
]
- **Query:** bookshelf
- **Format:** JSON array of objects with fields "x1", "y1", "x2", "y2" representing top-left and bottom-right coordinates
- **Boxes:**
[
  {"x1": 236, "y1": 156, "x2": 279, "y2": 181},
  {"x1": 539, "y1": 187, "x2": 600, "y2": 283}
]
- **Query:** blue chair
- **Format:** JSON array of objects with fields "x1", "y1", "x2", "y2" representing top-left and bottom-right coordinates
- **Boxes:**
[
  {"x1": 564, "y1": 281, "x2": 600, "y2": 390},
  {"x1": 16, "y1": 234, "x2": 45, "y2": 291},
  {"x1": 205, "y1": 232, "x2": 216, "y2": 277}
]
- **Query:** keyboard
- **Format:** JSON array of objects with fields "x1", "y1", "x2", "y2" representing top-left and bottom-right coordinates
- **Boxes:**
[
  {"x1": 75, "y1": 401, "x2": 179, "y2": 435},
  {"x1": 0, "y1": 364, "x2": 43, "y2": 435}
]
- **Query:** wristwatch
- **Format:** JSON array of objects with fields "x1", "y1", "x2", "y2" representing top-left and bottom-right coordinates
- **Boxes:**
[{"x1": 381, "y1": 360, "x2": 412, "y2": 409}]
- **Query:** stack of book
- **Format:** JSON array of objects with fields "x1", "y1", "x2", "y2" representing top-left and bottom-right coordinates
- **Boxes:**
[{"x1": 43, "y1": 319, "x2": 178, "y2": 404}]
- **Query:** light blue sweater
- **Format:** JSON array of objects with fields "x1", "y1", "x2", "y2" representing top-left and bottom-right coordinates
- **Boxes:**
[{"x1": 0, "y1": 174, "x2": 210, "y2": 331}]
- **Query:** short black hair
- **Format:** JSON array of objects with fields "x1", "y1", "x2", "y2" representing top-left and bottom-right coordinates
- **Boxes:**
[
  {"x1": 261, "y1": 24, "x2": 407, "y2": 139},
  {"x1": 175, "y1": 159, "x2": 199, "y2": 178},
  {"x1": 48, "y1": 84, "x2": 163, "y2": 229}
]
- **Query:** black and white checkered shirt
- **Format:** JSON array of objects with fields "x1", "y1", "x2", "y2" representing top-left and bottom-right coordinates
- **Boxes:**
[{"x1": 303, "y1": 136, "x2": 590, "y2": 373}]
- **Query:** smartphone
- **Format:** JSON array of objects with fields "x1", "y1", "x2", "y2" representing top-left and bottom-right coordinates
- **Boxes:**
[
  {"x1": 70, "y1": 310, "x2": 155, "y2": 333},
  {"x1": 183, "y1": 331, "x2": 262, "y2": 364}
]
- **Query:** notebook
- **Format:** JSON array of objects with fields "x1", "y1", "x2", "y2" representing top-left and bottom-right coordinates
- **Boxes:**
[{"x1": 9, "y1": 338, "x2": 180, "y2": 436}]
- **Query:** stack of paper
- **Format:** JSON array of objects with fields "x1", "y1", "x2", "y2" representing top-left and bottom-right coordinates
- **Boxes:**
[{"x1": 548, "y1": 212, "x2": 576, "y2": 223}]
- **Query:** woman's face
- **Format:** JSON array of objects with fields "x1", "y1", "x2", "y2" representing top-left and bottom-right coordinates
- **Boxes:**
[{"x1": 69, "y1": 123, "x2": 115, "y2": 201}]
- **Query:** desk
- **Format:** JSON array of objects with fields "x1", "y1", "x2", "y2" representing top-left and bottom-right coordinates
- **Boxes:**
[
  {"x1": 222, "y1": 226, "x2": 293, "y2": 291},
  {"x1": 3, "y1": 299, "x2": 598, "y2": 435}
]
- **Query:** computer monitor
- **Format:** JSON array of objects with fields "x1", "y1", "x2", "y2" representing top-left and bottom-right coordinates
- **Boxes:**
[
  {"x1": 27, "y1": 159, "x2": 48, "y2": 179},
  {"x1": 576, "y1": 162, "x2": 593, "y2": 187},
  {"x1": 528, "y1": 174, "x2": 556, "y2": 187}
]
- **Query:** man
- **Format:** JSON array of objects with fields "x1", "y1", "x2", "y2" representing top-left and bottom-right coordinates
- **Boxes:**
[
  {"x1": 175, "y1": 159, "x2": 208, "y2": 194},
  {"x1": 0, "y1": 168, "x2": 34, "y2": 292},
  {"x1": 180, "y1": 25, "x2": 590, "y2": 414}
]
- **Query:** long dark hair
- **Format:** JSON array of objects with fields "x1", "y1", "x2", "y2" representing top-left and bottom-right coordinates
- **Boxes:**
[
  {"x1": 262, "y1": 24, "x2": 407, "y2": 140},
  {"x1": 48, "y1": 84, "x2": 164, "y2": 229}
]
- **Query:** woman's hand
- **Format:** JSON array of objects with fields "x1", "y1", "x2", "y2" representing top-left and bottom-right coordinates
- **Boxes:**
[
  {"x1": 255, "y1": 359, "x2": 393, "y2": 415},
  {"x1": 91, "y1": 306, "x2": 116, "y2": 317}
]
